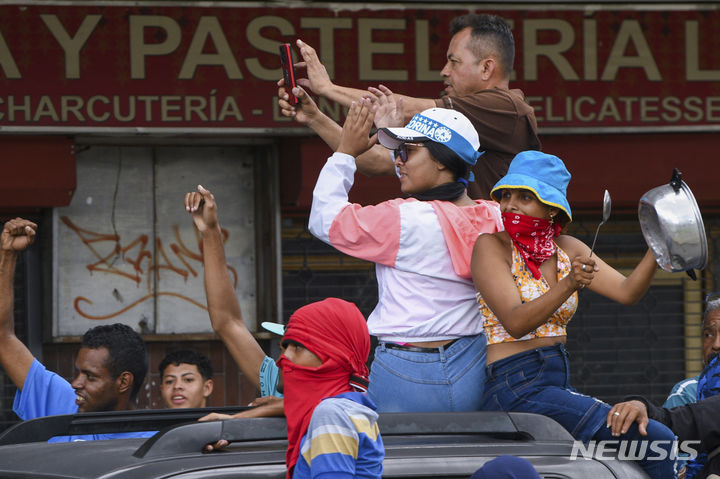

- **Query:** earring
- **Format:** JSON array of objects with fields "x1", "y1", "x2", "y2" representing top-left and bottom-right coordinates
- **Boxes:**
[{"x1": 549, "y1": 214, "x2": 555, "y2": 224}]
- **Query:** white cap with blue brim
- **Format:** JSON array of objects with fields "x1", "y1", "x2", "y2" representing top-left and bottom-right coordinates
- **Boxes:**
[{"x1": 377, "y1": 108, "x2": 483, "y2": 166}]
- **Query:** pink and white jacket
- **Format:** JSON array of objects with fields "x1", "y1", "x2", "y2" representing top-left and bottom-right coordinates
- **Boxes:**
[{"x1": 309, "y1": 152, "x2": 502, "y2": 342}]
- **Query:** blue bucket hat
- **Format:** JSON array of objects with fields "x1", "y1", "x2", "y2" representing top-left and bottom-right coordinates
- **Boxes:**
[
  {"x1": 377, "y1": 108, "x2": 483, "y2": 166},
  {"x1": 490, "y1": 150, "x2": 572, "y2": 222}
]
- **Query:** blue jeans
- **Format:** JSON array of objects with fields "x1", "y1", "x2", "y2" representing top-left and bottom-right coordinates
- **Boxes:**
[
  {"x1": 368, "y1": 334, "x2": 487, "y2": 412},
  {"x1": 482, "y1": 343, "x2": 675, "y2": 479}
]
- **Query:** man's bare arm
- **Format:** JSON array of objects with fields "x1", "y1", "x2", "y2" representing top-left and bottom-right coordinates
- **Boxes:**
[
  {"x1": 296, "y1": 39, "x2": 435, "y2": 119},
  {"x1": 278, "y1": 83, "x2": 396, "y2": 177},
  {"x1": 0, "y1": 219, "x2": 37, "y2": 390},
  {"x1": 185, "y1": 187, "x2": 266, "y2": 391}
]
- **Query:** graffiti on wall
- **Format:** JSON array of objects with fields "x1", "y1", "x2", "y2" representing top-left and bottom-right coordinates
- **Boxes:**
[{"x1": 61, "y1": 216, "x2": 237, "y2": 320}]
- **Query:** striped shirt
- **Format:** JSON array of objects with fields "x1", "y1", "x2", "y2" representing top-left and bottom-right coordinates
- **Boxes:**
[{"x1": 292, "y1": 392, "x2": 384, "y2": 479}]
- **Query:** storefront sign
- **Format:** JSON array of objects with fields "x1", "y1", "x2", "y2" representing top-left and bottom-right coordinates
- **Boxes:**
[{"x1": 2, "y1": 4, "x2": 720, "y2": 131}]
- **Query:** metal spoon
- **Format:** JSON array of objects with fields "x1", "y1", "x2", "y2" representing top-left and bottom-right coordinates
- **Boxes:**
[{"x1": 589, "y1": 190, "x2": 611, "y2": 257}]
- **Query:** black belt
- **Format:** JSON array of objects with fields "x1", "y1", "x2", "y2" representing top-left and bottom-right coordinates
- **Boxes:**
[{"x1": 384, "y1": 339, "x2": 458, "y2": 353}]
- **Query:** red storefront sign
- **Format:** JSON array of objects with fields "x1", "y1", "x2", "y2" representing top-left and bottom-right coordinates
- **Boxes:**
[{"x1": 1, "y1": 4, "x2": 720, "y2": 131}]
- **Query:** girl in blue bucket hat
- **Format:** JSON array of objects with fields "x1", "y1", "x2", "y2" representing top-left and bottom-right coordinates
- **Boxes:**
[
  {"x1": 308, "y1": 96, "x2": 502, "y2": 413},
  {"x1": 471, "y1": 150, "x2": 676, "y2": 479}
]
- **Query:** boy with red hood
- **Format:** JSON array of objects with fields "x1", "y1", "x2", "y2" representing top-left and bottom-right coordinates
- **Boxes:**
[{"x1": 279, "y1": 298, "x2": 384, "y2": 479}]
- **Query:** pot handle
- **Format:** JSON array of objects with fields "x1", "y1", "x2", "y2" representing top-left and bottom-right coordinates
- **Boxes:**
[{"x1": 670, "y1": 168, "x2": 683, "y2": 192}]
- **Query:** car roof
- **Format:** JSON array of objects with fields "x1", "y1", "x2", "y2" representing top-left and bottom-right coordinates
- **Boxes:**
[{"x1": 0, "y1": 409, "x2": 646, "y2": 479}]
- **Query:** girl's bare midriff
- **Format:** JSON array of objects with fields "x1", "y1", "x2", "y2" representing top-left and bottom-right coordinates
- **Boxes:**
[{"x1": 487, "y1": 335, "x2": 567, "y2": 364}]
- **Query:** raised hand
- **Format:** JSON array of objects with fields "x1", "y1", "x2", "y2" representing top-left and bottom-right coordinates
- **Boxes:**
[
  {"x1": 184, "y1": 185, "x2": 218, "y2": 233},
  {"x1": 0, "y1": 218, "x2": 37, "y2": 252},
  {"x1": 337, "y1": 99, "x2": 377, "y2": 158},
  {"x1": 366, "y1": 85, "x2": 404, "y2": 128},
  {"x1": 294, "y1": 39, "x2": 333, "y2": 96}
]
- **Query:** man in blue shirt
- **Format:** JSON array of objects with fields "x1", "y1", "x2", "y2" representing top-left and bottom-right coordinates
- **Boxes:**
[
  {"x1": 1, "y1": 218, "x2": 154, "y2": 442},
  {"x1": 664, "y1": 298, "x2": 720, "y2": 410},
  {"x1": 661, "y1": 296, "x2": 720, "y2": 474}
]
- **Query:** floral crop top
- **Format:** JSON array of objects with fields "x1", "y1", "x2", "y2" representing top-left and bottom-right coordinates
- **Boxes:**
[{"x1": 477, "y1": 242, "x2": 578, "y2": 344}]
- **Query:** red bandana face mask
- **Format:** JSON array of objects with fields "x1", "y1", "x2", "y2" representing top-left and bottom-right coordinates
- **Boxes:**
[
  {"x1": 279, "y1": 355, "x2": 353, "y2": 478},
  {"x1": 277, "y1": 298, "x2": 370, "y2": 478},
  {"x1": 502, "y1": 212, "x2": 562, "y2": 279}
]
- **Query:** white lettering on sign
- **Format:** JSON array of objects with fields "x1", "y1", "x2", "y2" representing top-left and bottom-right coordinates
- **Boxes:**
[
  {"x1": 526, "y1": 95, "x2": 720, "y2": 123},
  {"x1": 0, "y1": 12, "x2": 715, "y2": 84},
  {"x1": 0, "y1": 29, "x2": 19, "y2": 79},
  {"x1": 685, "y1": 20, "x2": 720, "y2": 81},
  {"x1": 130, "y1": 15, "x2": 182, "y2": 79},
  {"x1": 0, "y1": 10, "x2": 719, "y2": 128},
  {"x1": 41, "y1": 14, "x2": 102, "y2": 79},
  {"x1": 300, "y1": 17, "x2": 352, "y2": 79},
  {"x1": 358, "y1": 18, "x2": 407, "y2": 81},
  {"x1": 179, "y1": 16, "x2": 243, "y2": 80},
  {"x1": 0, "y1": 93, "x2": 245, "y2": 122},
  {"x1": 524, "y1": 18, "x2": 660, "y2": 81}
]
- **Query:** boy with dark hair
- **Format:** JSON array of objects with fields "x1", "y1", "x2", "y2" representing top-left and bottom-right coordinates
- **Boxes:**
[
  {"x1": 159, "y1": 349, "x2": 214, "y2": 409},
  {"x1": 0, "y1": 218, "x2": 153, "y2": 441}
]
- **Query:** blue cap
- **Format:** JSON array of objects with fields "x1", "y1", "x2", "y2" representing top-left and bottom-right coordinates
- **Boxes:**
[{"x1": 491, "y1": 150, "x2": 572, "y2": 222}]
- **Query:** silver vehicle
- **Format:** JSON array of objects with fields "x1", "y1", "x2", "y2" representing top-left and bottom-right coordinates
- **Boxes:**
[{"x1": 0, "y1": 408, "x2": 647, "y2": 478}]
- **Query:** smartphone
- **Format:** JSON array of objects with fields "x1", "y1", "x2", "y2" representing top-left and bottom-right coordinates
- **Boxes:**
[{"x1": 279, "y1": 43, "x2": 298, "y2": 105}]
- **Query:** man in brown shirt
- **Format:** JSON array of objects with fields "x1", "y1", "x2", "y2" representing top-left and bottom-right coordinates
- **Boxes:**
[{"x1": 279, "y1": 13, "x2": 540, "y2": 200}]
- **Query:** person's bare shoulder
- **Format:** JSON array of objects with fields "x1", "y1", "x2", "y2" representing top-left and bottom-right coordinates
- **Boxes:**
[{"x1": 474, "y1": 231, "x2": 512, "y2": 261}]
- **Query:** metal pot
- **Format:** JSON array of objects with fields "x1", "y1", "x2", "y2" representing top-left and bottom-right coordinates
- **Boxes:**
[{"x1": 638, "y1": 169, "x2": 707, "y2": 275}]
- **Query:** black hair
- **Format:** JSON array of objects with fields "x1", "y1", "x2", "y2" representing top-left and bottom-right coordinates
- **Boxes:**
[
  {"x1": 425, "y1": 142, "x2": 470, "y2": 182},
  {"x1": 555, "y1": 211, "x2": 571, "y2": 227},
  {"x1": 81, "y1": 323, "x2": 148, "y2": 401},
  {"x1": 450, "y1": 14, "x2": 515, "y2": 76},
  {"x1": 159, "y1": 349, "x2": 213, "y2": 380}
]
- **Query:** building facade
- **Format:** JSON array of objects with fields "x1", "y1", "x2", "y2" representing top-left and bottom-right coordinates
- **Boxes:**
[{"x1": 1, "y1": 1, "x2": 719, "y2": 428}]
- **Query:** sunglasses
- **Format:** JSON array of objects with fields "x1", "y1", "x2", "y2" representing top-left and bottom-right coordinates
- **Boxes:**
[{"x1": 393, "y1": 143, "x2": 425, "y2": 164}]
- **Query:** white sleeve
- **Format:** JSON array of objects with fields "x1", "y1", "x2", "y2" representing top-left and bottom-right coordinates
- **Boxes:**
[{"x1": 308, "y1": 152, "x2": 357, "y2": 244}]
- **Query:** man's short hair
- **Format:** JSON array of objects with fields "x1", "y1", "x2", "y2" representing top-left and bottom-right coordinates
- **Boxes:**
[
  {"x1": 81, "y1": 323, "x2": 148, "y2": 401},
  {"x1": 450, "y1": 14, "x2": 515, "y2": 77},
  {"x1": 159, "y1": 349, "x2": 213, "y2": 381}
]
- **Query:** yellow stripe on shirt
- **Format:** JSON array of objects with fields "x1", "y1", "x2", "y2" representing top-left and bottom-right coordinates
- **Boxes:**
[
  {"x1": 302, "y1": 431, "x2": 359, "y2": 463},
  {"x1": 350, "y1": 416, "x2": 380, "y2": 441}
]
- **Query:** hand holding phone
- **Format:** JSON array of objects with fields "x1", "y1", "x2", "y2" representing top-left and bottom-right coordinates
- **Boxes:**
[{"x1": 279, "y1": 43, "x2": 298, "y2": 105}]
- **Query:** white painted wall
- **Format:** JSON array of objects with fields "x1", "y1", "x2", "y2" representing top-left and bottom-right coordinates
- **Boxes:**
[{"x1": 53, "y1": 145, "x2": 257, "y2": 337}]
